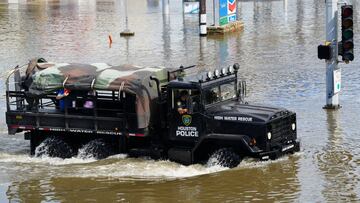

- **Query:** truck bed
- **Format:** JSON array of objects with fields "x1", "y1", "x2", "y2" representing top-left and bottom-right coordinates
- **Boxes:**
[{"x1": 6, "y1": 90, "x2": 137, "y2": 135}]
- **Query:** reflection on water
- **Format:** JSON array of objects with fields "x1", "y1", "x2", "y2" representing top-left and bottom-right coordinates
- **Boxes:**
[
  {"x1": 0, "y1": 0, "x2": 360, "y2": 202},
  {"x1": 317, "y1": 111, "x2": 359, "y2": 202}
]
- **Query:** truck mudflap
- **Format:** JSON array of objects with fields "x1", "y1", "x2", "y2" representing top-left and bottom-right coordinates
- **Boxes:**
[{"x1": 258, "y1": 141, "x2": 300, "y2": 161}]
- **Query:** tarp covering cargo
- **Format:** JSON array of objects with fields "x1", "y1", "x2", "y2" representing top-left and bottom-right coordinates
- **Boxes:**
[
  {"x1": 26, "y1": 61, "x2": 171, "y2": 129},
  {"x1": 28, "y1": 62, "x2": 111, "y2": 93}
]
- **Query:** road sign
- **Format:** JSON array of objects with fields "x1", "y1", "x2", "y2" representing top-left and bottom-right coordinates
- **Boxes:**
[
  {"x1": 219, "y1": 0, "x2": 237, "y2": 26},
  {"x1": 333, "y1": 69, "x2": 341, "y2": 94},
  {"x1": 184, "y1": 1, "x2": 199, "y2": 14}
]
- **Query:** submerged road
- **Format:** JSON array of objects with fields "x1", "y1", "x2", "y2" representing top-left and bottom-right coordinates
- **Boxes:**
[{"x1": 0, "y1": 0, "x2": 359, "y2": 202}]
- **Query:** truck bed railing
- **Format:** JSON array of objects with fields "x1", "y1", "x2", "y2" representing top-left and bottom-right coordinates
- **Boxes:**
[{"x1": 6, "y1": 87, "x2": 137, "y2": 132}]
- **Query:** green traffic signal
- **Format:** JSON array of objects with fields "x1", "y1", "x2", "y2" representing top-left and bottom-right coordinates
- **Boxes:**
[{"x1": 343, "y1": 30, "x2": 353, "y2": 39}]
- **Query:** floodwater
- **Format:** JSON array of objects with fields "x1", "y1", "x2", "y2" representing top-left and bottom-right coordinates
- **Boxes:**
[{"x1": 0, "y1": 0, "x2": 360, "y2": 202}]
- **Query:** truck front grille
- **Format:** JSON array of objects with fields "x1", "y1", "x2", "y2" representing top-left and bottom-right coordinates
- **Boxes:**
[{"x1": 270, "y1": 114, "x2": 295, "y2": 144}]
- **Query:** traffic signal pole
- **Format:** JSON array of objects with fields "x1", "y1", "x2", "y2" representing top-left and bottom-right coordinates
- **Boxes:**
[
  {"x1": 199, "y1": 0, "x2": 207, "y2": 36},
  {"x1": 324, "y1": 0, "x2": 340, "y2": 109}
]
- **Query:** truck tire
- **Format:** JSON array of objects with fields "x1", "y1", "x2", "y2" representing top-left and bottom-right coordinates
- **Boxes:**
[
  {"x1": 35, "y1": 137, "x2": 73, "y2": 159},
  {"x1": 207, "y1": 148, "x2": 241, "y2": 168},
  {"x1": 78, "y1": 139, "x2": 112, "y2": 159}
]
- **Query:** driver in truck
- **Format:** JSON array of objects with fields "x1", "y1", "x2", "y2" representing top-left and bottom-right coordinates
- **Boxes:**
[{"x1": 177, "y1": 90, "x2": 189, "y2": 115}]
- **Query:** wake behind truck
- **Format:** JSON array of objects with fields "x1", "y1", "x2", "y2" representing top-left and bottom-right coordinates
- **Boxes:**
[{"x1": 5, "y1": 58, "x2": 300, "y2": 167}]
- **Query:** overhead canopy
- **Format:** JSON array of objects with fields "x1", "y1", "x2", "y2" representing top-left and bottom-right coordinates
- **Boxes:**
[{"x1": 28, "y1": 62, "x2": 172, "y2": 129}]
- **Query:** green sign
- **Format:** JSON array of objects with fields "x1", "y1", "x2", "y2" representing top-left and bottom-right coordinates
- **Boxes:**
[{"x1": 220, "y1": 17, "x2": 228, "y2": 26}]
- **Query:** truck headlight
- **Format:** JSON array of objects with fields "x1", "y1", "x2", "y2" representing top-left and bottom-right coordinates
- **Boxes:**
[
  {"x1": 221, "y1": 68, "x2": 227, "y2": 76},
  {"x1": 228, "y1": 66, "x2": 234, "y2": 74},
  {"x1": 206, "y1": 71, "x2": 213, "y2": 80},
  {"x1": 214, "y1": 69, "x2": 220, "y2": 78},
  {"x1": 267, "y1": 132, "x2": 272, "y2": 140},
  {"x1": 291, "y1": 123, "x2": 296, "y2": 131}
]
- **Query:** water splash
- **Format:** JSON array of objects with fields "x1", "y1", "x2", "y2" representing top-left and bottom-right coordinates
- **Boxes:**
[
  {"x1": 0, "y1": 150, "x2": 302, "y2": 181},
  {"x1": 34, "y1": 137, "x2": 73, "y2": 159},
  {"x1": 206, "y1": 148, "x2": 241, "y2": 168},
  {"x1": 0, "y1": 153, "x2": 97, "y2": 166},
  {"x1": 77, "y1": 139, "x2": 113, "y2": 160}
]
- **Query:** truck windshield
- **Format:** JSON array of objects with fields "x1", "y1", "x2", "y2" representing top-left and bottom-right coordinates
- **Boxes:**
[{"x1": 204, "y1": 82, "x2": 236, "y2": 105}]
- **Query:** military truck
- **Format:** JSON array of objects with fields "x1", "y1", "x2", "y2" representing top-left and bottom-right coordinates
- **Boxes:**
[{"x1": 5, "y1": 58, "x2": 300, "y2": 167}]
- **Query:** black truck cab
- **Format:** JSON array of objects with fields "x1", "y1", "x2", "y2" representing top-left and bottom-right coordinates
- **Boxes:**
[{"x1": 164, "y1": 65, "x2": 299, "y2": 166}]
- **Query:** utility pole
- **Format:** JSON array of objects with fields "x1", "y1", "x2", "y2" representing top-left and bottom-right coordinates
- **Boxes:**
[
  {"x1": 162, "y1": 0, "x2": 169, "y2": 15},
  {"x1": 199, "y1": 0, "x2": 207, "y2": 36},
  {"x1": 120, "y1": 0, "x2": 134, "y2": 37},
  {"x1": 324, "y1": 0, "x2": 340, "y2": 109},
  {"x1": 213, "y1": 0, "x2": 219, "y2": 26}
]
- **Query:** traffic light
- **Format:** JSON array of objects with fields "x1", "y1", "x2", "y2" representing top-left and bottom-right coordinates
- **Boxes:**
[{"x1": 341, "y1": 5, "x2": 354, "y2": 62}]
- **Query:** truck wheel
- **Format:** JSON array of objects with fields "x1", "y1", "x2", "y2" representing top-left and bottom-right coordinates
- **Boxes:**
[
  {"x1": 78, "y1": 139, "x2": 112, "y2": 159},
  {"x1": 35, "y1": 137, "x2": 73, "y2": 159},
  {"x1": 207, "y1": 148, "x2": 241, "y2": 168}
]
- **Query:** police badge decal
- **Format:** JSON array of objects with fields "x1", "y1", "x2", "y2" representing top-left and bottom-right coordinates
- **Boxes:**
[{"x1": 182, "y1": 115, "x2": 192, "y2": 126}]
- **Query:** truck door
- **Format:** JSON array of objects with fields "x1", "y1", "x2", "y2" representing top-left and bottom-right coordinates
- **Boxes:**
[{"x1": 169, "y1": 89, "x2": 203, "y2": 142}]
